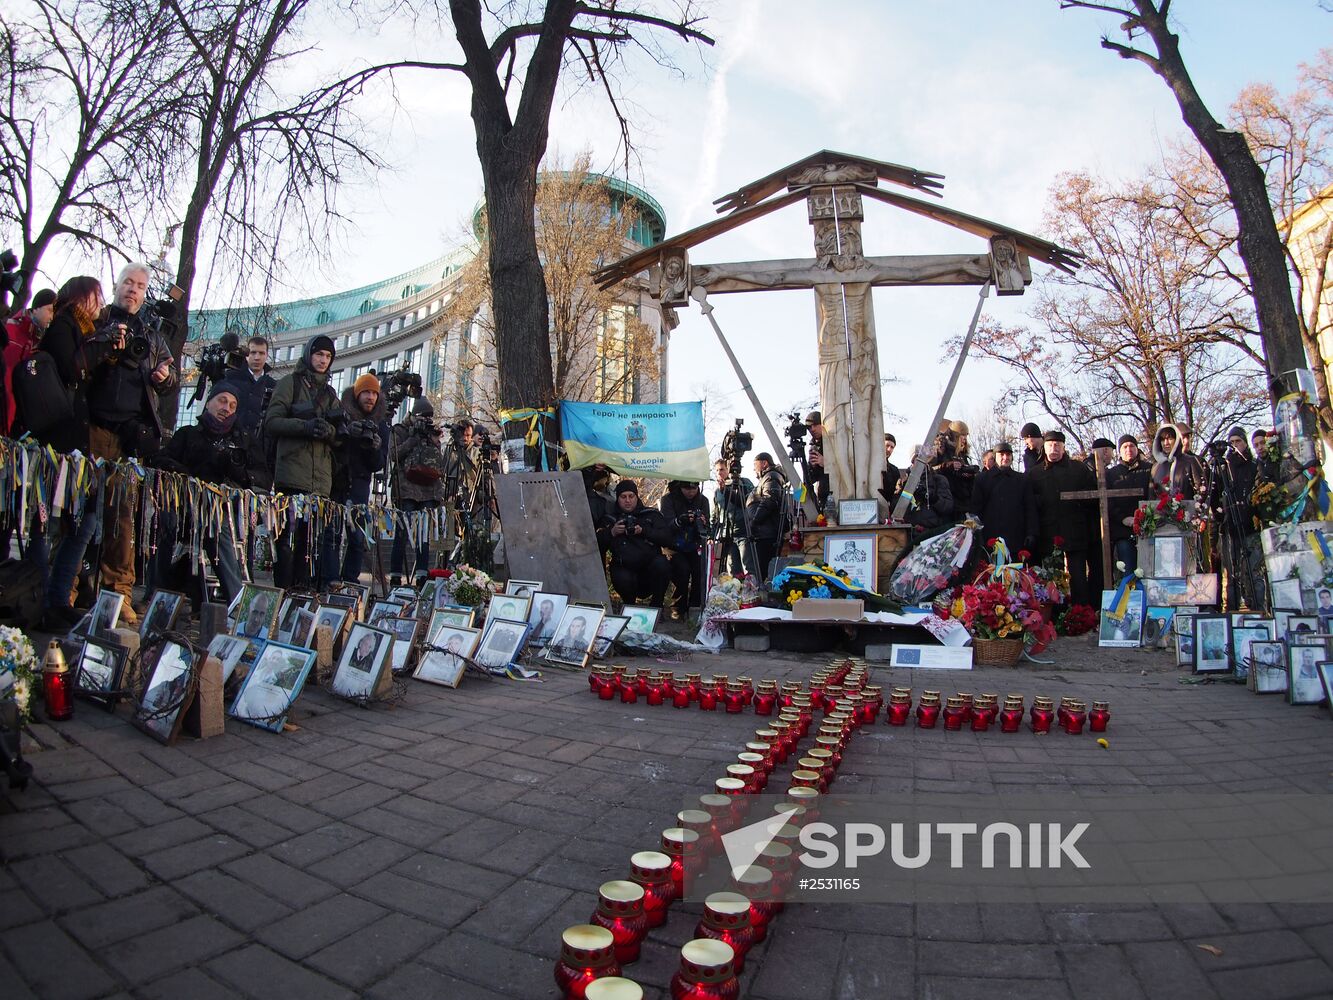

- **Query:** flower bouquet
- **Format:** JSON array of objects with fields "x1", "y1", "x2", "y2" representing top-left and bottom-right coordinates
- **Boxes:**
[
  {"x1": 1055, "y1": 604, "x2": 1098, "y2": 637},
  {"x1": 1133, "y1": 485, "x2": 1205, "y2": 538},
  {"x1": 438, "y1": 565, "x2": 500, "y2": 608},
  {"x1": 938, "y1": 579, "x2": 1049, "y2": 665},
  {"x1": 1251, "y1": 478, "x2": 1296, "y2": 530},
  {"x1": 697, "y1": 574, "x2": 744, "y2": 650},
  {"x1": 0, "y1": 626, "x2": 39, "y2": 722},
  {"x1": 770, "y1": 564, "x2": 903, "y2": 613},
  {"x1": 967, "y1": 539, "x2": 1059, "y2": 653},
  {"x1": 887, "y1": 521, "x2": 978, "y2": 605}
]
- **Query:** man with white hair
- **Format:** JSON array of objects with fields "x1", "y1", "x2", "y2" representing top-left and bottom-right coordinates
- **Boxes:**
[{"x1": 86, "y1": 262, "x2": 178, "y2": 623}]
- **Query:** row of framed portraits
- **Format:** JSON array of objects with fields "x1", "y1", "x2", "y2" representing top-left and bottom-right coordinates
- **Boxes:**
[{"x1": 1173, "y1": 608, "x2": 1333, "y2": 705}]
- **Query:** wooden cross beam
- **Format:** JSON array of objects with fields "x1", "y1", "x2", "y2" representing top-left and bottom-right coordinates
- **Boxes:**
[{"x1": 1059, "y1": 450, "x2": 1144, "y2": 591}]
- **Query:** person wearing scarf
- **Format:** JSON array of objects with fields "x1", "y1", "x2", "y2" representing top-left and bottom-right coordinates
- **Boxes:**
[{"x1": 151, "y1": 383, "x2": 250, "y2": 600}]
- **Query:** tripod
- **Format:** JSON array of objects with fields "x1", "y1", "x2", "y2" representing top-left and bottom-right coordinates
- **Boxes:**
[
  {"x1": 1208, "y1": 446, "x2": 1262, "y2": 612},
  {"x1": 448, "y1": 446, "x2": 497, "y2": 573}
]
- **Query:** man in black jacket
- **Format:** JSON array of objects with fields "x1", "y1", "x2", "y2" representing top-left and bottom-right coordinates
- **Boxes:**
[
  {"x1": 1214, "y1": 426, "x2": 1261, "y2": 610},
  {"x1": 659, "y1": 481, "x2": 710, "y2": 620},
  {"x1": 1020, "y1": 422, "x2": 1045, "y2": 473},
  {"x1": 320, "y1": 372, "x2": 389, "y2": 586},
  {"x1": 597, "y1": 480, "x2": 672, "y2": 607},
  {"x1": 1106, "y1": 434, "x2": 1151, "y2": 577},
  {"x1": 1030, "y1": 430, "x2": 1097, "y2": 605},
  {"x1": 87, "y1": 262, "x2": 178, "y2": 624},
  {"x1": 970, "y1": 442, "x2": 1036, "y2": 556},
  {"x1": 232, "y1": 336, "x2": 278, "y2": 488},
  {"x1": 746, "y1": 453, "x2": 787, "y2": 582},
  {"x1": 152, "y1": 383, "x2": 249, "y2": 601},
  {"x1": 880, "y1": 433, "x2": 901, "y2": 503},
  {"x1": 711, "y1": 459, "x2": 755, "y2": 579}
]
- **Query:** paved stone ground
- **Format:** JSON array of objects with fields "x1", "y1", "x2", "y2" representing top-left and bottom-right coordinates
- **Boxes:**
[{"x1": 3, "y1": 629, "x2": 1333, "y2": 999}]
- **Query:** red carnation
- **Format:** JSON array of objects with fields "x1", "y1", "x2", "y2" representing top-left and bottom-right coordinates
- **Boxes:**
[
  {"x1": 1017, "y1": 549, "x2": 1031, "y2": 561},
  {"x1": 1175, "y1": 510, "x2": 1185, "y2": 522},
  {"x1": 1053, "y1": 535, "x2": 1065, "y2": 547},
  {"x1": 1173, "y1": 492, "x2": 1183, "y2": 502},
  {"x1": 1156, "y1": 496, "x2": 1168, "y2": 511}
]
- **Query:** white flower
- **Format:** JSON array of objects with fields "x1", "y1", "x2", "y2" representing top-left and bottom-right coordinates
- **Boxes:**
[
  {"x1": 1115, "y1": 561, "x2": 1126, "y2": 572},
  {"x1": 1134, "y1": 568, "x2": 1145, "y2": 579},
  {"x1": 13, "y1": 678, "x2": 29, "y2": 712}
]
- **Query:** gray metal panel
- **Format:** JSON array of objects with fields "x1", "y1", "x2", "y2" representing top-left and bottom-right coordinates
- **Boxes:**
[{"x1": 494, "y1": 472, "x2": 610, "y2": 606}]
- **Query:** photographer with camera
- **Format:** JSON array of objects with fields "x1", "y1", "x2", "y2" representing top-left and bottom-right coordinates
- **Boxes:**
[
  {"x1": 320, "y1": 373, "x2": 389, "y2": 586},
  {"x1": 82, "y1": 263, "x2": 178, "y2": 624},
  {"x1": 389, "y1": 395, "x2": 445, "y2": 585},
  {"x1": 597, "y1": 480, "x2": 672, "y2": 608},
  {"x1": 930, "y1": 419, "x2": 980, "y2": 520},
  {"x1": 711, "y1": 458, "x2": 754, "y2": 578},
  {"x1": 659, "y1": 480, "x2": 711, "y2": 621},
  {"x1": 746, "y1": 452, "x2": 788, "y2": 583},
  {"x1": 1210, "y1": 426, "x2": 1262, "y2": 610},
  {"x1": 264, "y1": 334, "x2": 343, "y2": 589},
  {"x1": 803, "y1": 411, "x2": 830, "y2": 511},
  {"x1": 151, "y1": 383, "x2": 252, "y2": 600}
]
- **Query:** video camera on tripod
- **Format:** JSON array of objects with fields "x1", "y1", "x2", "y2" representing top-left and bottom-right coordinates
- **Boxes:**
[
  {"x1": 782, "y1": 411, "x2": 808, "y2": 465},
  {"x1": 379, "y1": 362, "x2": 423, "y2": 409},
  {"x1": 190, "y1": 331, "x2": 247, "y2": 403},
  {"x1": 721, "y1": 418, "x2": 753, "y2": 479}
]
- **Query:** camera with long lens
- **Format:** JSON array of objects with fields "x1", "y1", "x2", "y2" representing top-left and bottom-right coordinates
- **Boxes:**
[
  {"x1": 721, "y1": 418, "x2": 753, "y2": 480},
  {"x1": 380, "y1": 363, "x2": 423, "y2": 409},
  {"x1": 620, "y1": 513, "x2": 639, "y2": 533},
  {"x1": 92, "y1": 319, "x2": 152, "y2": 368},
  {"x1": 782, "y1": 411, "x2": 808, "y2": 465},
  {"x1": 0, "y1": 248, "x2": 25, "y2": 312},
  {"x1": 212, "y1": 434, "x2": 251, "y2": 484},
  {"x1": 290, "y1": 399, "x2": 348, "y2": 437}
]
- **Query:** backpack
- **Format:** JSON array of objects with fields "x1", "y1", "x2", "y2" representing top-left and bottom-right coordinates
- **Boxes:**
[
  {"x1": 0, "y1": 558, "x2": 46, "y2": 630},
  {"x1": 403, "y1": 433, "x2": 447, "y2": 486}
]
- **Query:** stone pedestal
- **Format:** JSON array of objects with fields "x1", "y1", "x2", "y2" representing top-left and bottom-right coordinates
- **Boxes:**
[{"x1": 800, "y1": 524, "x2": 909, "y2": 593}]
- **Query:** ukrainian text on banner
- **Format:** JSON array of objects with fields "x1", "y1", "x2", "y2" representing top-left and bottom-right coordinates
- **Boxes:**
[{"x1": 561, "y1": 401, "x2": 710, "y2": 480}]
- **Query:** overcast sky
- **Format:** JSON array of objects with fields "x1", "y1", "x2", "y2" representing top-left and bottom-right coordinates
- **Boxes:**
[{"x1": 60, "y1": 0, "x2": 1333, "y2": 458}]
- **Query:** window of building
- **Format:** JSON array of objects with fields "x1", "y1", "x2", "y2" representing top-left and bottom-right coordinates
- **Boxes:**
[
  {"x1": 359, "y1": 298, "x2": 374, "y2": 314},
  {"x1": 316, "y1": 309, "x2": 332, "y2": 325}
]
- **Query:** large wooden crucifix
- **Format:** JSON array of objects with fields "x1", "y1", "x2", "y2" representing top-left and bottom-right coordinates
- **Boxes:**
[
  {"x1": 1059, "y1": 450, "x2": 1143, "y2": 590},
  {"x1": 595, "y1": 151, "x2": 1081, "y2": 512}
]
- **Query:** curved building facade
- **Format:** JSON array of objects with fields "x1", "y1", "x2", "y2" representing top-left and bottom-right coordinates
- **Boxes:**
[{"x1": 183, "y1": 175, "x2": 670, "y2": 426}]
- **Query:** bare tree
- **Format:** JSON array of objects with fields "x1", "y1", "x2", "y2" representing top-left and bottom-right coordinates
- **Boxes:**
[
  {"x1": 1063, "y1": 0, "x2": 1307, "y2": 409},
  {"x1": 0, "y1": 0, "x2": 193, "y2": 313},
  {"x1": 960, "y1": 170, "x2": 1270, "y2": 448},
  {"x1": 437, "y1": 153, "x2": 661, "y2": 420}
]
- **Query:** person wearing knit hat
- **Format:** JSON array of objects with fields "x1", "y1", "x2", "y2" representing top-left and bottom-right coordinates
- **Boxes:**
[
  {"x1": 595, "y1": 477, "x2": 673, "y2": 608},
  {"x1": 971, "y1": 436, "x2": 1036, "y2": 557},
  {"x1": 660, "y1": 479, "x2": 711, "y2": 620},
  {"x1": 747, "y1": 452, "x2": 788, "y2": 581},
  {"x1": 264, "y1": 332, "x2": 345, "y2": 588},
  {"x1": 1028, "y1": 425, "x2": 1097, "y2": 605},
  {"x1": 1020, "y1": 422, "x2": 1044, "y2": 473},
  {"x1": 326, "y1": 368, "x2": 390, "y2": 586},
  {"x1": 1106, "y1": 432, "x2": 1152, "y2": 578},
  {"x1": 387, "y1": 390, "x2": 446, "y2": 586},
  {"x1": 353, "y1": 372, "x2": 380, "y2": 398},
  {"x1": 1219, "y1": 424, "x2": 1261, "y2": 610},
  {"x1": 2, "y1": 286, "x2": 58, "y2": 436}
]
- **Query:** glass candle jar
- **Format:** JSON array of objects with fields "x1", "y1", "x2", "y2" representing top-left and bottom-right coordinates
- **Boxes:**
[
  {"x1": 669, "y1": 938, "x2": 739, "y2": 1000},
  {"x1": 677, "y1": 808, "x2": 714, "y2": 857},
  {"x1": 723, "y1": 683, "x2": 746, "y2": 714},
  {"x1": 956, "y1": 692, "x2": 974, "y2": 723},
  {"x1": 1089, "y1": 700, "x2": 1110, "y2": 733},
  {"x1": 943, "y1": 696, "x2": 967, "y2": 731},
  {"x1": 970, "y1": 701, "x2": 993, "y2": 732},
  {"x1": 1030, "y1": 697, "x2": 1055, "y2": 734},
  {"x1": 661, "y1": 827, "x2": 701, "y2": 897},
  {"x1": 715, "y1": 777, "x2": 747, "y2": 799},
  {"x1": 916, "y1": 694, "x2": 941, "y2": 728},
  {"x1": 887, "y1": 693, "x2": 912, "y2": 726},
  {"x1": 787, "y1": 786, "x2": 819, "y2": 821},
  {"x1": 736, "y1": 676, "x2": 754, "y2": 705},
  {"x1": 590, "y1": 880, "x2": 649, "y2": 964},
  {"x1": 673, "y1": 682, "x2": 691, "y2": 708},
  {"x1": 1056, "y1": 696, "x2": 1072, "y2": 727},
  {"x1": 755, "y1": 840, "x2": 795, "y2": 896},
  {"x1": 977, "y1": 693, "x2": 999, "y2": 724},
  {"x1": 683, "y1": 672, "x2": 701, "y2": 702},
  {"x1": 646, "y1": 677, "x2": 665, "y2": 707},
  {"x1": 754, "y1": 685, "x2": 777, "y2": 716},
  {"x1": 698, "y1": 687, "x2": 718, "y2": 711},
  {"x1": 726, "y1": 764, "x2": 757, "y2": 794},
  {"x1": 636, "y1": 671, "x2": 652, "y2": 696},
  {"x1": 555, "y1": 924, "x2": 621, "y2": 1000},
  {"x1": 794, "y1": 760, "x2": 826, "y2": 793},
  {"x1": 999, "y1": 697, "x2": 1025, "y2": 733},
  {"x1": 732, "y1": 863, "x2": 781, "y2": 927},
  {"x1": 806, "y1": 747, "x2": 835, "y2": 787},
  {"x1": 597, "y1": 672, "x2": 618, "y2": 700},
  {"x1": 585, "y1": 978, "x2": 644, "y2": 1000},
  {"x1": 629, "y1": 851, "x2": 676, "y2": 926},
  {"x1": 620, "y1": 677, "x2": 639, "y2": 704},
  {"x1": 737, "y1": 754, "x2": 768, "y2": 791},
  {"x1": 699, "y1": 793, "x2": 734, "y2": 842},
  {"x1": 590, "y1": 667, "x2": 609, "y2": 693},
  {"x1": 743, "y1": 742, "x2": 774, "y2": 774},
  {"x1": 814, "y1": 735, "x2": 842, "y2": 769},
  {"x1": 1063, "y1": 699, "x2": 1087, "y2": 735},
  {"x1": 695, "y1": 892, "x2": 756, "y2": 973},
  {"x1": 710, "y1": 674, "x2": 729, "y2": 699}
]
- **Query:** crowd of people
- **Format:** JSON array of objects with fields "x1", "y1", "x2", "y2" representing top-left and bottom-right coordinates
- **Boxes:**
[{"x1": 2, "y1": 267, "x2": 489, "y2": 631}]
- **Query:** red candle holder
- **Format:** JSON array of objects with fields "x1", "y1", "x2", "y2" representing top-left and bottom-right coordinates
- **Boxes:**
[
  {"x1": 753, "y1": 688, "x2": 777, "y2": 716},
  {"x1": 699, "y1": 793, "x2": 734, "y2": 843},
  {"x1": 1089, "y1": 700, "x2": 1110, "y2": 733},
  {"x1": 814, "y1": 735, "x2": 842, "y2": 769},
  {"x1": 726, "y1": 764, "x2": 757, "y2": 794},
  {"x1": 555, "y1": 924, "x2": 622, "y2": 1000},
  {"x1": 999, "y1": 696, "x2": 1024, "y2": 733},
  {"x1": 636, "y1": 671, "x2": 652, "y2": 696},
  {"x1": 695, "y1": 892, "x2": 757, "y2": 973},
  {"x1": 585, "y1": 979, "x2": 644, "y2": 1000},
  {"x1": 755, "y1": 841, "x2": 795, "y2": 896},
  {"x1": 590, "y1": 667, "x2": 609, "y2": 693},
  {"x1": 661, "y1": 827, "x2": 701, "y2": 896},
  {"x1": 743, "y1": 742, "x2": 774, "y2": 774},
  {"x1": 715, "y1": 776, "x2": 746, "y2": 798},
  {"x1": 590, "y1": 880, "x2": 649, "y2": 964},
  {"x1": 731, "y1": 865, "x2": 780, "y2": 935},
  {"x1": 978, "y1": 693, "x2": 999, "y2": 724},
  {"x1": 672, "y1": 685, "x2": 691, "y2": 708},
  {"x1": 1030, "y1": 697, "x2": 1055, "y2": 734},
  {"x1": 786, "y1": 786, "x2": 819, "y2": 822},
  {"x1": 677, "y1": 808, "x2": 714, "y2": 857},
  {"x1": 1063, "y1": 700, "x2": 1087, "y2": 735},
  {"x1": 710, "y1": 674, "x2": 728, "y2": 699},
  {"x1": 956, "y1": 692, "x2": 974, "y2": 723},
  {"x1": 619, "y1": 678, "x2": 639, "y2": 704},
  {"x1": 629, "y1": 851, "x2": 676, "y2": 926},
  {"x1": 662, "y1": 673, "x2": 677, "y2": 700},
  {"x1": 943, "y1": 696, "x2": 967, "y2": 731},
  {"x1": 597, "y1": 674, "x2": 618, "y2": 700},
  {"x1": 794, "y1": 759, "x2": 826, "y2": 793},
  {"x1": 1056, "y1": 696, "x2": 1072, "y2": 727},
  {"x1": 684, "y1": 672, "x2": 702, "y2": 702},
  {"x1": 916, "y1": 696, "x2": 941, "y2": 728},
  {"x1": 736, "y1": 676, "x2": 754, "y2": 706},
  {"x1": 669, "y1": 938, "x2": 739, "y2": 1000},
  {"x1": 698, "y1": 688, "x2": 718, "y2": 711},
  {"x1": 887, "y1": 693, "x2": 912, "y2": 726},
  {"x1": 723, "y1": 683, "x2": 745, "y2": 714},
  {"x1": 806, "y1": 748, "x2": 835, "y2": 788},
  {"x1": 737, "y1": 754, "x2": 768, "y2": 791}
]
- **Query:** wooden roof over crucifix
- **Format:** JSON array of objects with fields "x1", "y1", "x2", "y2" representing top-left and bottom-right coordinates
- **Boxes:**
[{"x1": 593, "y1": 149, "x2": 1081, "y2": 290}]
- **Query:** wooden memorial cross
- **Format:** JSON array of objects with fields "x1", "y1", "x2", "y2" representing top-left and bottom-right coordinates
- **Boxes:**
[
  {"x1": 593, "y1": 151, "x2": 1081, "y2": 515},
  {"x1": 1059, "y1": 450, "x2": 1142, "y2": 591}
]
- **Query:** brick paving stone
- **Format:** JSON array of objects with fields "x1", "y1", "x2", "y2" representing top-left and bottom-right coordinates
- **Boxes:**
[
  {"x1": 420, "y1": 930, "x2": 560, "y2": 998},
  {"x1": 141, "y1": 832, "x2": 251, "y2": 881},
  {"x1": 104, "y1": 912, "x2": 245, "y2": 982},
  {"x1": 235, "y1": 793, "x2": 329, "y2": 833},
  {"x1": 0, "y1": 887, "x2": 44, "y2": 931},
  {"x1": 221, "y1": 853, "x2": 338, "y2": 908},
  {"x1": 918, "y1": 939, "x2": 1064, "y2": 978},
  {"x1": 1124, "y1": 938, "x2": 1223, "y2": 999},
  {"x1": 1185, "y1": 928, "x2": 1318, "y2": 970},
  {"x1": 1, "y1": 919, "x2": 117, "y2": 1000},
  {"x1": 1209, "y1": 959, "x2": 1333, "y2": 1000},
  {"x1": 345, "y1": 804, "x2": 446, "y2": 848},
  {"x1": 1047, "y1": 908, "x2": 1176, "y2": 943},
  {"x1": 366, "y1": 962, "x2": 523, "y2": 1000},
  {"x1": 0, "y1": 949, "x2": 39, "y2": 1000},
  {"x1": 916, "y1": 901, "x2": 984, "y2": 942},
  {"x1": 8, "y1": 855, "x2": 107, "y2": 913},
  {"x1": 303, "y1": 836, "x2": 416, "y2": 889},
  {"x1": 917, "y1": 977, "x2": 1074, "y2": 1000},
  {"x1": 256, "y1": 892, "x2": 387, "y2": 959},
  {"x1": 1058, "y1": 943, "x2": 1149, "y2": 1000},
  {"x1": 61, "y1": 841, "x2": 151, "y2": 898},
  {"x1": 352, "y1": 870, "x2": 483, "y2": 927},
  {"x1": 391, "y1": 852, "x2": 514, "y2": 899},
  {"x1": 140, "y1": 967, "x2": 247, "y2": 1000},
  {"x1": 269, "y1": 821, "x2": 372, "y2": 867},
  {"x1": 60, "y1": 884, "x2": 198, "y2": 950},
  {"x1": 750, "y1": 924, "x2": 842, "y2": 1000},
  {"x1": 304, "y1": 911, "x2": 448, "y2": 988},
  {"x1": 206, "y1": 943, "x2": 358, "y2": 1000},
  {"x1": 832, "y1": 930, "x2": 913, "y2": 997},
  {"x1": 174, "y1": 869, "x2": 295, "y2": 932},
  {"x1": 110, "y1": 814, "x2": 213, "y2": 858},
  {"x1": 3, "y1": 821, "x2": 100, "y2": 860},
  {"x1": 458, "y1": 878, "x2": 571, "y2": 945}
]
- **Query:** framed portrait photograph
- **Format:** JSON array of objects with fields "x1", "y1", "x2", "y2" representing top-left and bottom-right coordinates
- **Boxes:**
[
  {"x1": 1192, "y1": 614, "x2": 1232, "y2": 674},
  {"x1": 543, "y1": 606, "x2": 605, "y2": 668},
  {"x1": 73, "y1": 636, "x2": 128, "y2": 709},
  {"x1": 275, "y1": 595, "x2": 314, "y2": 641},
  {"x1": 1249, "y1": 640, "x2": 1287, "y2": 693},
  {"x1": 487, "y1": 593, "x2": 532, "y2": 625},
  {"x1": 622, "y1": 605, "x2": 660, "y2": 635},
  {"x1": 134, "y1": 640, "x2": 198, "y2": 746},
  {"x1": 1143, "y1": 607, "x2": 1175, "y2": 649},
  {"x1": 428, "y1": 608, "x2": 475, "y2": 641},
  {"x1": 331, "y1": 623, "x2": 394, "y2": 701},
  {"x1": 311, "y1": 606, "x2": 350, "y2": 653},
  {"x1": 1185, "y1": 573, "x2": 1219, "y2": 606},
  {"x1": 1174, "y1": 629, "x2": 1195, "y2": 668},
  {"x1": 229, "y1": 641, "x2": 317, "y2": 732},
  {"x1": 1153, "y1": 535, "x2": 1185, "y2": 579},
  {"x1": 837, "y1": 499, "x2": 879, "y2": 526},
  {"x1": 1230, "y1": 623, "x2": 1274, "y2": 683},
  {"x1": 1286, "y1": 615, "x2": 1318, "y2": 643},
  {"x1": 526, "y1": 593, "x2": 570, "y2": 648},
  {"x1": 1314, "y1": 587, "x2": 1333, "y2": 632},
  {"x1": 1099, "y1": 589, "x2": 1145, "y2": 648},
  {"x1": 1173, "y1": 607, "x2": 1199, "y2": 636},
  {"x1": 593, "y1": 615, "x2": 630, "y2": 658},
  {"x1": 382, "y1": 616, "x2": 422, "y2": 674},
  {"x1": 229, "y1": 584, "x2": 283, "y2": 640},
  {"x1": 367, "y1": 599, "x2": 410, "y2": 628},
  {"x1": 1141, "y1": 578, "x2": 1187, "y2": 607},
  {"x1": 289, "y1": 608, "x2": 317, "y2": 649},
  {"x1": 1287, "y1": 645, "x2": 1325, "y2": 704},
  {"x1": 505, "y1": 579, "x2": 543, "y2": 597},
  {"x1": 77, "y1": 589, "x2": 125, "y2": 640},
  {"x1": 824, "y1": 534, "x2": 876, "y2": 591},
  {"x1": 1272, "y1": 576, "x2": 1304, "y2": 612},
  {"x1": 474, "y1": 618, "x2": 529, "y2": 672},
  {"x1": 1318, "y1": 661, "x2": 1333, "y2": 712},
  {"x1": 319, "y1": 591, "x2": 360, "y2": 616},
  {"x1": 416, "y1": 626, "x2": 481, "y2": 688},
  {"x1": 206, "y1": 633, "x2": 250, "y2": 685},
  {"x1": 140, "y1": 590, "x2": 185, "y2": 640}
]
